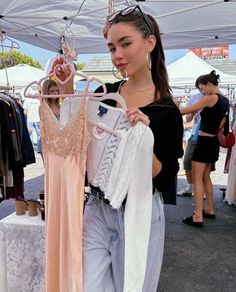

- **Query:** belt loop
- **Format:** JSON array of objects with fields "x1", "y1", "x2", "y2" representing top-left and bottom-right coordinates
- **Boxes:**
[{"x1": 84, "y1": 186, "x2": 91, "y2": 209}]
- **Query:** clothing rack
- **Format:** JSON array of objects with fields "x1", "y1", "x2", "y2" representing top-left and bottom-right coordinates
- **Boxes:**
[
  {"x1": 0, "y1": 92, "x2": 35, "y2": 201},
  {"x1": 0, "y1": 32, "x2": 20, "y2": 87}
]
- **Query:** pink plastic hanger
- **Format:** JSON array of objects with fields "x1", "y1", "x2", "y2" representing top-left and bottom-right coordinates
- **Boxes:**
[
  {"x1": 24, "y1": 55, "x2": 127, "y2": 112},
  {"x1": 23, "y1": 58, "x2": 107, "y2": 99},
  {"x1": 24, "y1": 73, "x2": 107, "y2": 99}
]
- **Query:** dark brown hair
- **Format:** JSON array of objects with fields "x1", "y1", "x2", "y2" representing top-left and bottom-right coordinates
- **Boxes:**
[
  {"x1": 42, "y1": 79, "x2": 58, "y2": 95},
  {"x1": 108, "y1": 8, "x2": 173, "y2": 103},
  {"x1": 195, "y1": 70, "x2": 220, "y2": 88},
  {"x1": 42, "y1": 79, "x2": 59, "y2": 105}
]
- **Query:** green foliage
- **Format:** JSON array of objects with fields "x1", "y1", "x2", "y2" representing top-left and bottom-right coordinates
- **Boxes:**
[
  {"x1": 76, "y1": 62, "x2": 86, "y2": 70},
  {"x1": 0, "y1": 50, "x2": 42, "y2": 69}
]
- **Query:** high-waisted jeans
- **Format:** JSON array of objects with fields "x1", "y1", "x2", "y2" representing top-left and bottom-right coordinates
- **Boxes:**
[{"x1": 83, "y1": 191, "x2": 165, "y2": 292}]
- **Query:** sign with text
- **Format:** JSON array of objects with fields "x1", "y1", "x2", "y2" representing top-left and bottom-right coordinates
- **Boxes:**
[{"x1": 190, "y1": 45, "x2": 229, "y2": 59}]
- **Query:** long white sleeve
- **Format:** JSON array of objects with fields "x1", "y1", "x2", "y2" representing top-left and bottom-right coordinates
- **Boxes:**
[
  {"x1": 104, "y1": 123, "x2": 154, "y2": 291},
  {"x1": 123, "y1": 127, "x2": 153, "y2": 292}
]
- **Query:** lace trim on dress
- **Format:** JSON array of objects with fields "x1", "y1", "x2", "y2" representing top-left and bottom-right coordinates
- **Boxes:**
[{"x1": 39, "y1": 98, "x2": 89, "y2": 165}]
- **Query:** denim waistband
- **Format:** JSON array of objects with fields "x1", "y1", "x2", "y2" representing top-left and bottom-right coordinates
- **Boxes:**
[
  {"x1": 90, "y1": 187, "x2": 112, "y2": 205},
  {"x1": 88, "y1": 185, "x2": 158, "y2": 206}
]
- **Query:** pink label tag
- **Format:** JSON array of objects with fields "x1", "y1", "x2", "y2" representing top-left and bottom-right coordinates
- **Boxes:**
[{"x1": 92, "y1": 126, "x2": 107, "y2": 139}]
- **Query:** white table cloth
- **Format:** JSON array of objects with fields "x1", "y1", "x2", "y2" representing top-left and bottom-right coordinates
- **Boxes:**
[{"x1": 0, "y1": 212, "x2": 45, "y2": 292}]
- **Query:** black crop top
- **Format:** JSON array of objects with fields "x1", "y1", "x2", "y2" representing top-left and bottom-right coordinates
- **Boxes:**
[
  {"x1": 200, "y1": 93, "x2": 229, "y2": 135},
  {"x1": 95, "y1": 81, "x2": 183, "y2": 204}
]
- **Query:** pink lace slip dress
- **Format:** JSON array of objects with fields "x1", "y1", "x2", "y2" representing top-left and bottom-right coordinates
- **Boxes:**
[{"x1": 39, "y1": 98, "x2": 89, "y2": 292}]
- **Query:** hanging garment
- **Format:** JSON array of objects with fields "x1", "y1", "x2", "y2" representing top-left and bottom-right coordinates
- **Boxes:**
[
  {"x1": 86, "y1": 98, "x2": 130, "y2": 192},
  {"x1": 225, "y1": 119, "x2": 236, "y2": 205},
  {"x1": 40, "y1": 97, "x2": 89, "y2": 292},
  {"x1": 86, "y1": 97, "x2": 154, "y2": 291},
  {"x1": 104, "y1": 122, "x2": 154, "y2": 292},
  {"x1": 60, "y1": 95, "x2": 131, "y2": 192},
  {"x1": 60, "y1": 95, "x2": 154, "y2": 290},
  {"x1": 0, "y1": 93, "x2": 35, "y2": 199}
]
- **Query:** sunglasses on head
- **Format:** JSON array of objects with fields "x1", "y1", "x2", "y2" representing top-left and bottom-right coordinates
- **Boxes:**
[{"x1": 108, "y1": 5, "x2": 152, "y2": 35}]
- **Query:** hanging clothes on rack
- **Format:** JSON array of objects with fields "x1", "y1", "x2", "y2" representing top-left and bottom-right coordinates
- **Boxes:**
[
  {"x1": 60, "y1": 92, "x2": 154, "y2": 291},
  {"x1": 0, "y1": 92, "x2": 35, "y2": 201},
  {"x1": 224, "y1": 103, "x2": 236, "y2": 205},
  {"x1": 41, "y1": 97, "x2": 89, "y2": 292},
  {"x1": 25, "y1": 55, "x2": 106, "y2": 292}
]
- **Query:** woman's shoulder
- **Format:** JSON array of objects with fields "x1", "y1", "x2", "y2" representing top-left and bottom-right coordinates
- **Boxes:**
[
  {"x1": 143, "y1": 99, "x2": 181, "y2": 115},
  {"x1": 216, "y1": 93, "x2": 229, "y2": 104},
  {"x1": 142, "y1": 99, "x2": 182, "y2": 127},
  {"x1": 205, "y1": 93, "x2": 229, "y2": 109}
]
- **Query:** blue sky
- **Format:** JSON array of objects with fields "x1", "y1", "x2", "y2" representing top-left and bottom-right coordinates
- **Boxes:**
[{"x1": 14, "y1": 40, "x2": 236, "y2": 68}]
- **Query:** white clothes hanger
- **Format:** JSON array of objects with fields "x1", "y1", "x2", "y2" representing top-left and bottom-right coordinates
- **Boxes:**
[
  {"x1": 87, "y1": 118, "x2": 123, "y2": 138},
  {"x1": 0, "y1": 32, "x2": 20, "y2": 87},
  {"x1": 24, "y1": 74, "x2": 107, "y2": 99},
  {"x1": 0, "y1": 32, "x2": 20, "y2": 50},
  {"x1": 90, "y1": 93, "x2": 127, "y2": 111}
]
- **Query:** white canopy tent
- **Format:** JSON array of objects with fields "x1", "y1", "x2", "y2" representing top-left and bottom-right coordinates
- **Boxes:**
[
  {"x1": 0, "y1": 0, "x2": 236, "y2": 54},
  {"x1": 167, "y1": 51, "x2": 236, "y2": 92},
  {"x1": 0, "y1": 64, "x2": 45, "y2": 89}
]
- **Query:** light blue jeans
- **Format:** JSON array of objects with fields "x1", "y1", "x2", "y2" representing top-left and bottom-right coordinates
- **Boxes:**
[
  {"x1": 83, "y1": 191, "x2": 165, "y2": 292},
  {"x1": 27, "y1": 121, "x2": 40, "y2": 144}
]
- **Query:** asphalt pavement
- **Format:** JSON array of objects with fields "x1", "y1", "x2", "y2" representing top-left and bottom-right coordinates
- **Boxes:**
[{"x1": 0, "y1": 149, "x2": 235, "y2": 292}]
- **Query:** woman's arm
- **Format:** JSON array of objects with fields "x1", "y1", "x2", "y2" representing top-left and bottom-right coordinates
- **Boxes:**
[
  {"x1": 180, "y1": 94, "x2": 217, "y2": 115},
  {"x1": 153, "y1": 154, "x2": 162, "y2": 177}
]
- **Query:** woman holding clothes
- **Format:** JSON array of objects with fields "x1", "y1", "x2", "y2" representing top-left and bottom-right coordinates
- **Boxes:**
[
  {"x1": 83, "y1": 5, "x2": 183, "y2": 292},
  {"x1": 181, "y1": 71, "x2": 229, "y2": 228}
]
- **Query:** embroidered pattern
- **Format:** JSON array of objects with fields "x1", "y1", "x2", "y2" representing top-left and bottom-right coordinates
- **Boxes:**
[
  {"x1": 91, "y1": 112, "x2": 131, "y2": 192},
  {"x1": 105, "y1": 123, "x2": 148, "y2": 209},
  {"x1": 39, "y1": 98, "x2": 90, "y2": 167}
]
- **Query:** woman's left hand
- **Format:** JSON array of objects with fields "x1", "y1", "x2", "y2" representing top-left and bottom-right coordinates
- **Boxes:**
[
  {"x1": 51, "y1": 56, "x2": 74, "y2": 94},
  {"x1": 127, "y1": 107, "x2": 150, "y2": 127}
]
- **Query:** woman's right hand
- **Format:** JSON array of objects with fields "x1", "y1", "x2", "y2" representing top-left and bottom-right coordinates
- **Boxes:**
[{"x1": 126, "y1": 107, "x2": 150, "y2": 127}]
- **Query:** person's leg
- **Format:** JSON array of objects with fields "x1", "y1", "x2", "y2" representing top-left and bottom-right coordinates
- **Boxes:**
[
  {"x1": 37, "y1": 137, "x2": 44, "y2": 163},
  {"x1": 185, "y1": 169, "x2": 193, "y2": 184},
  {"x1": 182, "y1": 140, "x2": 187, "y2": 153},
  {"x1": 27, "y1": 122, "x2": 34, "y2": 145},
  {"x1": 182, "y1": 128, "x2": 192, "y2": 152},
  {"x1": 34, "y1": 121, "x2": 41, "y2": 145},
  {"x1": 178, "y1": 139, "x2": 196, "y2": 196},
  {"x1": 83, "y1": 197, "x2": 115, "y2": 292},
  {"x1": 203, "y1": 163, "x2": 215, "y2": 215},
  {"x1": 142, "y1": 192, "x2": 165, "y2": 292},
  {"x1": 192, "y1": 161, "x2": 206, "y2": 222},
  {"x1": 111, "y1": 192, "x2": 165, "y2": 292}
]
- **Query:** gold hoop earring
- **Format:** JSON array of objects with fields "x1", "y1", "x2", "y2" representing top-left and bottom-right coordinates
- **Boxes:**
[
  {"x1": 146, "y1": 53, "x2": 152, "y2": 71},
  {"x1": 112, "y1": 66, "x2": 128, "y2": 80}
]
